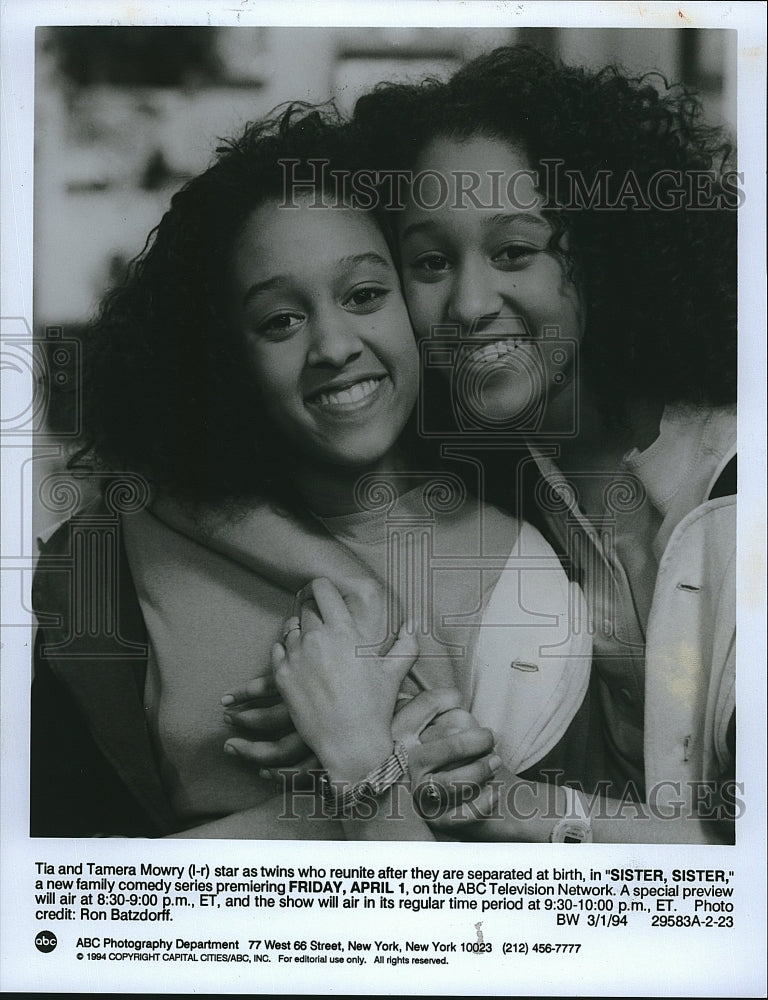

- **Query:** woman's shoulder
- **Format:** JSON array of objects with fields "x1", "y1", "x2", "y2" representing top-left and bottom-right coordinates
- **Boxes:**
[
  {"x1": 474, "y1": 498, "x2": 522, "y2": 553},
  {"x1": 36, "y1": 494, "x2": 113, "y2": 556},
  {"x1": 33, "y1": 494, "x2": 113, "y2": 611},
  {"x1": 436, "y1": 493, "x2": 554, "y2": 559}
]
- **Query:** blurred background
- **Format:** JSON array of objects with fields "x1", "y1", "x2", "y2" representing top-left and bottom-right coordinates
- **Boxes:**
[{"x1": 32, "y1": 25, "x2": 735, "y2": 531}]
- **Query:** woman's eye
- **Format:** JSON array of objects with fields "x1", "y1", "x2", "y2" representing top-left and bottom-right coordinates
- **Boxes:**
[
  {"x1": 345, "y1": 286, "x2": 389, "y2": 310},
  {"x1": 409, "y1": 253, "x2": 451, "y2": 279},
  {"x1": 493, "y1": 244, "x2": 540, "y2": 267},
  {"x1": 257, "y1": 312, "x2": 304, "y2": 338}
]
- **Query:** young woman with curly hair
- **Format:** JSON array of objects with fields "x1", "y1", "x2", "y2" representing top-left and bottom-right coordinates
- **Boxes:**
[
  {"x1": 229, "y1": 46, "x2": 737, "y2": 844},
  {"x1": 31, "y1": 103, "x2": 590, "y2": 839}
]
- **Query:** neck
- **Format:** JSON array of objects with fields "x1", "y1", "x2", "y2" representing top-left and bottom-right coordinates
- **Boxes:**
[
  {"x1": 539, "y1": 380, "x2": 664, "y2": 474},
  {"x1": 292, "y1": 448, "x2": 414, "y2": 517}
]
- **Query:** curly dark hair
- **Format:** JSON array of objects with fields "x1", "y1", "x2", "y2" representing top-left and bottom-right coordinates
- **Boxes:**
[
  {"x1": 351, "y1": 45, "x2": 737, "y2": 422},
  {"x1": 77, "y1": 104, "x2": 381, "y2": 507}
]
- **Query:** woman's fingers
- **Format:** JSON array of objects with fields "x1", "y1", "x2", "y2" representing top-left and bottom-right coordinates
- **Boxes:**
[
  {"x1": 406, "y1": 728, "x2": 501, "y2": 819},
  {"x1": 221, "y1": 673, "x2": 279, "y2": 706},
  {"x1": 419, "y1": 707, "x2": 478, "y2": 743},
  {"x1": 299, "y1": 602, "x2": 323, "y2": 632},
  {"x1": 392, "y1": 688, "x2": 463, "y2": 747},
  {"x1": 411, "y1": 727, "x2": 496, "y2": 777},
  {"x1": 310, "y1": 577, "x2": 353, "y2": 628},
  {"x1": 259, "y1": 754, "x2": 324, "y2": 791},
  {"x1": 291, "y1": 585, "x2": 311, "y2": 619},
  {"x1": 342, "y1": 577, "x2": 389, "y2": 649},
  {"x1": 224, "y1": 700, "x2": 293, "y2": 735},
  {"x1": 413, "y1": 753, "x2": 502, "y2": 814},
  {"x1": 427, "y1": 784, "x2": 501, "y2": 832},
  {"x1": 381, "y1": 627, "x2": 419, "y2": 686},
  {"x1": 224, "y1": 730, "x2": 310, "y2": 767},
  {"x1": 281, "y1": 616, "x2": 303, "y2": 652}
]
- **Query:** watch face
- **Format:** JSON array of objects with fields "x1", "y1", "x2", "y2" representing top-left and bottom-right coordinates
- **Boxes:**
[{"x1": 552, "y1": 820, "x2": 592, "y2": 843}]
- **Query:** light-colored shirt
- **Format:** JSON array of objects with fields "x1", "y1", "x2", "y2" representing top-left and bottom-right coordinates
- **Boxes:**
[
  {"x1": 123, "y1": 482, "x2": 590, "y2": 822},
  {"x1": 528, "y1": 403, "x2": 736, "y2": 793}
]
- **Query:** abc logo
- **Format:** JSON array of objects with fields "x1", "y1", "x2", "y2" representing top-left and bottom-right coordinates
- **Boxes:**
[{"x1": 35, "y1": 930, "x2": 57, "y2": 953}]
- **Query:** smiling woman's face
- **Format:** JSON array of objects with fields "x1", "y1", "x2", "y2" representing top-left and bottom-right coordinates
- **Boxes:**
[
  {"x1": 398, "y1": 134, "x2": 585, "y2": 428},
  {"x1": 231, "y1": 198, "x2": 419, "y2": 472}
]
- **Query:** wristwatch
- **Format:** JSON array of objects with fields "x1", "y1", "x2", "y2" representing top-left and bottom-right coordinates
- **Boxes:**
[
  {"x1": 320, "y1": 741, "x2": 409, "y2": 819},
  {"x1": 550, "y1": 786, "x2": 593, "y2": 843}
]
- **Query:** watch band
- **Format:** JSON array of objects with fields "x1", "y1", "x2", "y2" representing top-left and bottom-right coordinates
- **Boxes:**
[
  {"x1": 550, "y1": 786, "x2": 593, "y2": 843},
  {"x1": 321, "y1": 741, "x2": 409, "y2": 819}
]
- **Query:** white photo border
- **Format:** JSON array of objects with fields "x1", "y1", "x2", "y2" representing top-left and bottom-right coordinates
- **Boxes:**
[{"x1": 2, "y1": 2, "x2": 766, "y2": 996}]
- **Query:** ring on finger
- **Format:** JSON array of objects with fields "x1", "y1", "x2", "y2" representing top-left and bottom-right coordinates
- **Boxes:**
[
  {"x1": 282, "y1": 617, "x2": 302, "y2": 641},
  {"x1": 423, "y1": 776, "x2": 441, "y2": 803}
]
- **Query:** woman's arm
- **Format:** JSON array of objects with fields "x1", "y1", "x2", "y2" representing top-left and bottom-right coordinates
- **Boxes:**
[
  {"x1": 151, "y1": 494, "x2": 390, "y2": 639},
  {"x1": 170, "y1": 696, "x2": 500, "y2": 841},
  {"x1": 271, "y1": 579, "x2": 499, "y2": 841},
  {"x1": 165, "y1": 796, "x2": 345, "y2": 840},
  {"x1": 432, "y1": 772, "x2": 730, "y2": 845}
]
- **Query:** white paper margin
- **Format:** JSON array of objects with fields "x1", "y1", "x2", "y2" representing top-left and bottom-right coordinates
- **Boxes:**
[{"x1": 1, "y1": 2, "x2": 766, "y2": 996}]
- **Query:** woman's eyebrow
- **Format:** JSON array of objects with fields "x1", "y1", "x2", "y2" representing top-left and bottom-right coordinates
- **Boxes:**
[
  {"x1": 399, "y1": 219, "x2": 437, "y2": 243},
  {"x1": 486, "y1": 213, "x2": 550, "y2": 235},
  {"x1": 336, "y1": 251, "x2": 392, "y2": 271},
  {"x1": 400, "y1": 213, "x2": 549, "y2": 243},
  {"x1": 242, "y1": 252, "x2": 392, "y2": 307},
  {"x1": 242, "y1": 275, "x2": 290, "y2": 308}
]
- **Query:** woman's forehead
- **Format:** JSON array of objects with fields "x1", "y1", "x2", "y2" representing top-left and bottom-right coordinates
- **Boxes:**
[
  {"x1": 232, "y1": 200, "x2": 393, "y2": 289},
  {"x1": 415, "y1": 133, "x2": 532, "y2": 175},
  {"x1": 401, "y1": 135, "x2": 546, "y2": 230}
]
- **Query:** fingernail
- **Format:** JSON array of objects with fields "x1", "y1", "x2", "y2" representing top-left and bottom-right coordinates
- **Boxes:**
[
  {"x1": 224, "y1": 742, "x2": 238, "y2": 755},
  {"x1": 221, "y1": 695, "x2": 234, "y2": 706},
  {"x1": 223, "y1": 713, "x2": 233, "y2": 726},
  {"x1": 489, "y1": 754, "x2": 502, "y2": 771}
]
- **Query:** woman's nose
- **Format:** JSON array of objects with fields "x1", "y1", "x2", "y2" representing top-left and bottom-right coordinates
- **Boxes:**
[
  {"x1": 306, "y1": 314, "x2": 364, "y2": 368},
  {"x1": 446, "y1": 262, "x2": 503, "y2": 332}
]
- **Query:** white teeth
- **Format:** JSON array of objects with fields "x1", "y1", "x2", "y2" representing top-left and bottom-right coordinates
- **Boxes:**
[
  {"x1": 315, "y1": 377, "x2": 381, "y2": 407},
  {"x1": 466, "y1": 339, "x2": 523, "y2": 364}
]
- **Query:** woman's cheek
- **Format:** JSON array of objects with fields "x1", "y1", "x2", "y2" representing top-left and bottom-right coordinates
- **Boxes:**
[
  {"x1": 403, "y1": 283, "x2": 442, "y2": 340},
  {"x1": 245, "y1": 347, "x2": 296, "y2": 419},
  {"x1": 243, "y1": 338, "x2": 268, "y2": 381}
]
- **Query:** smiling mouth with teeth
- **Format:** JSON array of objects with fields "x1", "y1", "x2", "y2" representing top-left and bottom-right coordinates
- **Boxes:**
[
  {"x1": 310, "y1": 376, "x2": 385, "y2": 408},
  {"x1": 463, "y1": 339, "x2": 527, "y2": 365}
]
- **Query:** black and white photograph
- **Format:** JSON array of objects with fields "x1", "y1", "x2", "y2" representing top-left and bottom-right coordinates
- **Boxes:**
[{"x1": 1, "y1": 2, "x2": 765, "y2": 995}]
